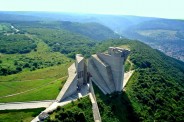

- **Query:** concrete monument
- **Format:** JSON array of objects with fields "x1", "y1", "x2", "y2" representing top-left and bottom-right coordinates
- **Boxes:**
[{"x1": 57, "y1": 47, "x2": 130, "y2": 101}]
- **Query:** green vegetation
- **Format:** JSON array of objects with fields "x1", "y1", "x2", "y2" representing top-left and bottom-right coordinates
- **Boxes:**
[
  {"x1": 93, "y1": 83, "x2": 138, "y2": 122},
  {"x1": 125, "y1": 41, "x2": 184, "y2": 121},
  {"x1": 0, "y1": 38, "x2": 71, "y2": 76},
  {"x1": 0, "y1": 108, "x2": 45, "y2": 122},
  {"x1": 93, "y1": 40, "x2": 184, "y2": 122},
  {"x1": 0, "y1": 78, "x2": 52, "y2": 97},
  {"x1": 60, "y1": 21, "x2": 119, "y2": 40},
  {"x1": 25, "y1": 28, "x2": 94, "y2": 58},
  {"x1": 12, "y1": 21, "x2": 120, "y2": 58},
  {"x1": 0, "y1": 78, "x2": 66, "y2": 103},
  {"x1": 0, "y1": 23, "x2": 11, "y2": 33},
  {"x1": 0, "y1": 63, "x2": 70, "y2": 82},
  {"x1": 0, "y1": 20, "x2": 184, "y2": 122},
  {"x1": 0, "y1": 34, "x2": 36, "y2": 54},
  {"x1": 46, "y1": 96, "x2": 93, "y2": 122}
]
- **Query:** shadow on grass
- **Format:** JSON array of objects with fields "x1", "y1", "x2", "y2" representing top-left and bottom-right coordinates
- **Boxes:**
[{"x1": 93, "y1": 83, "x2": 139, "y2": 122}]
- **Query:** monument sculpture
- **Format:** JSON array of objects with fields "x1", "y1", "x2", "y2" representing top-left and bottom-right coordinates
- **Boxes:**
[{"x1": 56, "y1": 47, "x2": 130, "y2": 101}]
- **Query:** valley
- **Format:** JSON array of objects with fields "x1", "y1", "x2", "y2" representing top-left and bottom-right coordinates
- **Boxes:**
[{"x1": 0, "y1": 12, "x2": 184, "y2": 122}]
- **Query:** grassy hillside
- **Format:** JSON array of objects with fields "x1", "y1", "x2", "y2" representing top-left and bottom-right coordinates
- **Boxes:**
[
  {"x1": 0, "y1": 108, "x2": 45, "y2": 122},
  {"x1": 0, "y1": 22, "x2": 73, "y2": 102},
  {"x1": 0, "y1": 34, "x2": 71, "y2": 76},
  {"x1": 0, "y1": 78, "x2": 67, "y2": 103}
]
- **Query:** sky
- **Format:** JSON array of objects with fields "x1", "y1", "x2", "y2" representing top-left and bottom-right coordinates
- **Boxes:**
[{"x1": 0, "y1": 0, "x2": 183, "y2": 19}]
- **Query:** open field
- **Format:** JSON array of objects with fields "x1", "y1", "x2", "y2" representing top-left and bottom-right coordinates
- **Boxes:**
[
  {"x1": 0, "y1": 77, "x2": 67, "y2": 103},
  {"x1": 0, "y1": 108, "x2": 44, "y2": 122},
  {"x1": 0, "y1": 63, "x2": 71, "y2": 82},
  {"x1": 0, "y1": 78, "x2": 52, "y2": 97}
]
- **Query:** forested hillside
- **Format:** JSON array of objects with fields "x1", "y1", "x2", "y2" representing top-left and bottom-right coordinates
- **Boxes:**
[
  {"x1": 93, "y1": 39, "x2": 184, "y2": 122},
  {"x1": 60, "y1": 21, "x2": 119, "y2": 40},
  {"x1": 122, "y1": 19, "x2": 184, "y2": 62},
  {"x1": 12, "y1": 21, "x2": 119, "y2": 41}
]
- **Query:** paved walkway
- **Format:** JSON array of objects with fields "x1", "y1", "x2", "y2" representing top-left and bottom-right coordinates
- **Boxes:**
[
  {"x1": 89, "y1": 81, "x2": 102, "y2": 122},
  {"x1": 0, "y1": 100, "x2": 54, "y2": 110},
  {"x1": 89, "y1": 93, "x2": 101, "y2": 122},
  {"x1": 32, "y1": 84, "x2": 90, "y2": 122},
  {"x1": 123, "y1": 70, "x2": 134, "y2": 88}
]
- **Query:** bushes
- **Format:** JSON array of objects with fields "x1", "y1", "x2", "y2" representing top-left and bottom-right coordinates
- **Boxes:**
[
  {"x1": 46, "y1": 97, "x2": 93, "y2": 122},
  {"x1": 0, "y1": 66, "x2": 20, "y2": 75},
  {"x1": 0, "y1": 34, "x2": 37, "y2": 54}
]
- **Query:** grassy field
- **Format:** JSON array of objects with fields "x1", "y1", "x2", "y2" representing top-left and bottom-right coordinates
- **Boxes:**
[
  {"x1": 0, "y1": 63, "x2": 71, "y2": 102},
  {"x1": 0, "y1": 36, "x2": 73, "y2": 102},
  {"x1": 0, "y1": 108, "x2": 45, "y2": 122},
  {"x1": 0, "y1": 77, "x2": 67, "y2": 103},
  {"x1": 0, "y1": 78, "x2": 52, "y2": 97},
  {"x1": 0, "y1": 63, "x2": 71, "y2": 82}
]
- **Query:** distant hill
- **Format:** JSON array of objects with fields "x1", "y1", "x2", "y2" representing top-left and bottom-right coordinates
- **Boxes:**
[
  {"x1": 1, "y1": 11, "x2": 183, "y2": 61},
  {"x1": 59, "y1": 21, "x2": 119, "y2": 41},
  {"x1": 0, "y1": 12, "x2": 155, "y2": 33},
  {"x1": 0, "y1": 11, "x2": 43, "y2": 21},
  {"x1": 122, "y1": 19, "x2": 184, "y2": 62},
  {"x1": 10, "y1": 21, "x2": 119, "y2": 41}
]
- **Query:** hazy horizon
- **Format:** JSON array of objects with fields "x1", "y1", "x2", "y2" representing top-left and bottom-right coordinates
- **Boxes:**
[{"x1": 0, "y1": 0, "x2": 183, "y2": 20}]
